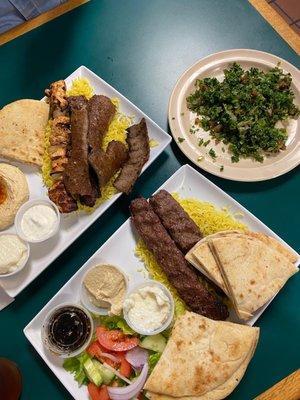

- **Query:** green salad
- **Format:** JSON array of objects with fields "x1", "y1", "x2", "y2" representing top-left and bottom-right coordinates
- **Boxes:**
[{"x1": 187, "y1": 63, "x2": 300, "y2": 162}]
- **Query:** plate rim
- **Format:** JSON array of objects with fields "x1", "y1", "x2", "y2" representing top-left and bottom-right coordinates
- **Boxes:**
[{"x1": 168, "y1": 49, "x2": 300, "y2": 182}]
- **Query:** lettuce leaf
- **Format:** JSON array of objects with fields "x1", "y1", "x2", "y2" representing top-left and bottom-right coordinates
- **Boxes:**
[
  {"x1": 63, "y1": 352, "x2": 90, "y2": 386},
  {"x1": 148, "y1": 352, "x2": 161, "y2": 372},
  {"x1": 94, "y1": 315, "x2": 136, "y2": 335}
]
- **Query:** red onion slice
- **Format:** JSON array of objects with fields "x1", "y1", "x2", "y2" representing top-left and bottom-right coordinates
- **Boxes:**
[
  {"x1": 108, "y1": 363, "x2": 149, "y2": 400},
  {"x1": 98, "y1": 351, "x2": 119, "y2": 363},
  {"x1": 125, "y1": 347, "x2": 148, "y2": 368}
]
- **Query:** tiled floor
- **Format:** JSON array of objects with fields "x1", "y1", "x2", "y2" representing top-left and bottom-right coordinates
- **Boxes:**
[{"x1": 267, "y1": 0, "x2": 300, "y2": 35}]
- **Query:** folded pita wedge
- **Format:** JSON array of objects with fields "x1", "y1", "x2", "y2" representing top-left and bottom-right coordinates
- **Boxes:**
[
  {"x1": 185, "y1": 231, "x2": 241, "y2": 295},
  {"x1": 186, "y1": 231, "x2": 298, "y2": 303},
  {"x1": 209, "y1": 236, "x2": 298, "y2": 321},
  {"x1": 144, "y1": 312, "x2": 259, "y2": 399}
]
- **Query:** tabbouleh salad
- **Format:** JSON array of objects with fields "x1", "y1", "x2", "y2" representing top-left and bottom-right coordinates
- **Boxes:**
[{"x1": 187, "y1": 63, "x2": 300, "y2": 162}]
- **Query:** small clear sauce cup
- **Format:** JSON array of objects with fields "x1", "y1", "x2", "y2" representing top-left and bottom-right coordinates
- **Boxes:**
[
  {"x1": 15, "y1": 198, "x2": 60, "y2": 243},
  {"x1": 123, "y1": 280, "x2": 174, "y2": 336}
]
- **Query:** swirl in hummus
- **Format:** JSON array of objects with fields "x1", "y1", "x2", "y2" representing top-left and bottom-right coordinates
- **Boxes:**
[
  {"x1": 0, "y1": 163, "x2": 29, "y2": 230},
  {"x1": 83, "y1": 264, "x2": 127, "y2": 315}
]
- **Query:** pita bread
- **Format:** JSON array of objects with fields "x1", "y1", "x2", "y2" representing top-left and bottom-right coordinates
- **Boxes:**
[
  {"x1": 186, "y1": 231, "x2": 299, "y2": 301},
  {"x1": 0, "y1": 99, "x2": 49, "y2": 166},
  {"x1": 186, "y1": 231, "x2": 241, "y2": 295},
  {"x1": 210, "y1": 236, "x2": 298, "y2": 321},
  {"x1": 144, "y1": 312, "x2": 259, "y2": 398},
  {"x1": 147, "y1": 334, "x2": 258, "y2": 400},
  {"x1": 245, "y1": 231, "x2": 298, "y2": 263}
]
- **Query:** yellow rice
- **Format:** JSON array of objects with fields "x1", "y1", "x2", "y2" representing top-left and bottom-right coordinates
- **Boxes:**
[{"x1": 135, "y1": 193, "x2": 247, "y2": 315}]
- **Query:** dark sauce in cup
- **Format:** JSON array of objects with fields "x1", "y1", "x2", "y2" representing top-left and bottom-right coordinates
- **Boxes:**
[{"x1": 44, "y1": 305, "x2": 92, "y2": 355}]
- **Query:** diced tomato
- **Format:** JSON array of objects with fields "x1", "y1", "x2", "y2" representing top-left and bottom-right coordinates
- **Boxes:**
[
  {"x1": 88, "y1": 383, "x2": 101, "y2": 400},
  {"x1": 119, "y1": 354, "x2": 132, "y2": 378},
  {"x1": 98, "y1": 386, "x2": 110, "y2": 400},
  {"x1": 87, "y1": 341, "x2": 102, "y2": 358},
  {"x1": 96, "y1": 326, "x2": 139, "y2": 352},
  {"x1": 87, "y1": 340, "x2": 119, "y2": 368}
]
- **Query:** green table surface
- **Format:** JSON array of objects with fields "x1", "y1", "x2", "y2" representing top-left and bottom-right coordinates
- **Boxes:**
[{"x1": 0, "y1": 1, "x2": 299, "y2": 399}]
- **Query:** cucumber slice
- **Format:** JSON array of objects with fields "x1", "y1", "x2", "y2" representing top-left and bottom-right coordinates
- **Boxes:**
[
  {"x1": 92, "y1": 360, "x2": 115, "y2": 385},
  {"x1": 83, "y1": 359, "x2": 103, "y2": 387},
  {"x1": 140, "y1": 334, "x2": 166, "y2": 353}
]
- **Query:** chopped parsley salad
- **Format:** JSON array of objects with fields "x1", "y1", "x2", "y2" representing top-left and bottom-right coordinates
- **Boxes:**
[
  {"x1": 63, "y1": 315, "x2": 166, "y2": 400},
  {"x1": 187, "y1": 63, "x2": 299, "y2": 163}
]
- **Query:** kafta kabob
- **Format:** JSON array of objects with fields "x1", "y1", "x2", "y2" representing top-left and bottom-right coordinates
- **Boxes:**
[
  {"x1": 130, "y1": 191, "x2": 229, "y2": 320},
  {"x1": 45, "y1": 80, "x2": 150, "y2": 213}
]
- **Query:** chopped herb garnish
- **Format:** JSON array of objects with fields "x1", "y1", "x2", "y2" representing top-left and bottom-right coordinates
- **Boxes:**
[
  {"x1": 198, "y1": 138, "x2": 204, "y2": 146},
  {"x1": 189, "y1": 128, "x2": 195, "y2": 134},
  {"x1": 197, "y1": 156, "x2": 204, "y2": 162},
  {"x1": 203, "y1": 139, "x2": 210, "y2": 147},
  {"x1": 220, "y1": 165, "x2": 224, "y2": 171},
  {"x1": 221, "y1": 147, "x2": 225, "y2": 153},
  {"x1": 186, "y1": 63, "x2": 299, "y2": 162},
  {"x1": 180, "y1": 112, "x2": 185, "y2": 116},
  {"x1": 178, "y1": 137, "x2": 185, "y2": 143},
  {"x1": 208, "y1": 148, "x2": 217, "y2": 159}
]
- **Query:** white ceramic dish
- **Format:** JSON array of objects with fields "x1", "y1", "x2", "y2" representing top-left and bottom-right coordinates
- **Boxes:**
[
  {"x1": 0, "y1": 65, "x2": 171, "y2": 301},
  {"x1": 24, "y1": 164, "x2": 299, "y2": 400},
  {"x1": 123, "y1": 280, "x2": 174, "y2": 336},
  {"x1": 15, "y1": 199, "x2": 60, "y2": 243},
  {"x1": 0, "y1": 233, "x2": 30, "y2": 278},
  {"x1": 169, "y1": 49, "x2": 300, "y2": 182}
]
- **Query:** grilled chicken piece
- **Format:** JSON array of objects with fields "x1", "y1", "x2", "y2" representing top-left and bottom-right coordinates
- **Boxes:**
[
  {"x1": 45, "y1": 80, "x2": 69, "y2": 118},
  {"x1": 48, "y1": 180, "x2": 77, "y2": 213},
  {"x1": 50, "y1": 116, "x2": 71, "y2": 146}
]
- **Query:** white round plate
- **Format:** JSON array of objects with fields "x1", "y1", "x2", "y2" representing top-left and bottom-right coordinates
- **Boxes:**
[{"x1": 168, "y1": 49, "x2": 300, "y2": 181}]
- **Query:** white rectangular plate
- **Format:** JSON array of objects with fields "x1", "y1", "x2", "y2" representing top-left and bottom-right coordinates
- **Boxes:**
[
  {"x1": 0, "y1": 66, "x2": 171, "y2": 299},
  {"x1": 24, "y1": 164, "x2": 299, "y2": 400}
]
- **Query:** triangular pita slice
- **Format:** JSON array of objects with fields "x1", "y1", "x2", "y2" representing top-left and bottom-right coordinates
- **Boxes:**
[
  {"x1": 144, "y1": 312, "x2": 259, "y2": 398},
  {"x1": 209, "y1": 236, "x2": 298, "y2": 321},
  {"x1": 0, "y1": 99, "x2": 49, "y2": 166},
  {"x1": 245, "y1": 231, "x2": 298, "y2": 263},
  {"x1": 186, "y1": 231, "x2": 241, "y2": 295}
]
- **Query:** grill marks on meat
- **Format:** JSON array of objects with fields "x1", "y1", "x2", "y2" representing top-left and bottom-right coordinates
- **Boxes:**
[
  {"x1": 114, "y1": 118, "x2": 150, "y2": 194},
  {"x1": 63, "y1": 96, "x2": 97, "y2": 205},
  {"x1": 45, "y1": 80, "x2": 78, "y2": 213},
  {"x1": 48, "y1": 116, "x2": 70, "y2": 175},
  {"x1": 149, "y1": 190, "x2": 203, "y2": 253},
  {"x1": 89, "y1": 141, "x2": 128, "y2": 188},
  {"x1": 87, "y1": 95, "x2": 127, "y2": 191},
  {"x1": 45, "y1": 80, "x2": 69, "y2": 118},
  {"x1": 48, "y1": 180, "x2": 77, "y2": 213},
  {"x1": 130, "y1": 198, "x2": 229, "y2": 320}
]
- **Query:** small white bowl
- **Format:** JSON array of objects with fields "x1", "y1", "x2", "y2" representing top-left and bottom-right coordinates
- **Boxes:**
[
  {"x1": 0, "y1": 233, "x2": 30, "y2": 277},
  {"x1": 123, "y1": 280, "x2": 174, "y2": 336},
  {"x1": 81, "y1": 264, "x2": 128, "y2": 315},
  {"x1": 15, "y1": 198, "x2": 60, "y2": 243},
  {"x1": 41, "y1": 303, "x2": 94, "y2": 358}
]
